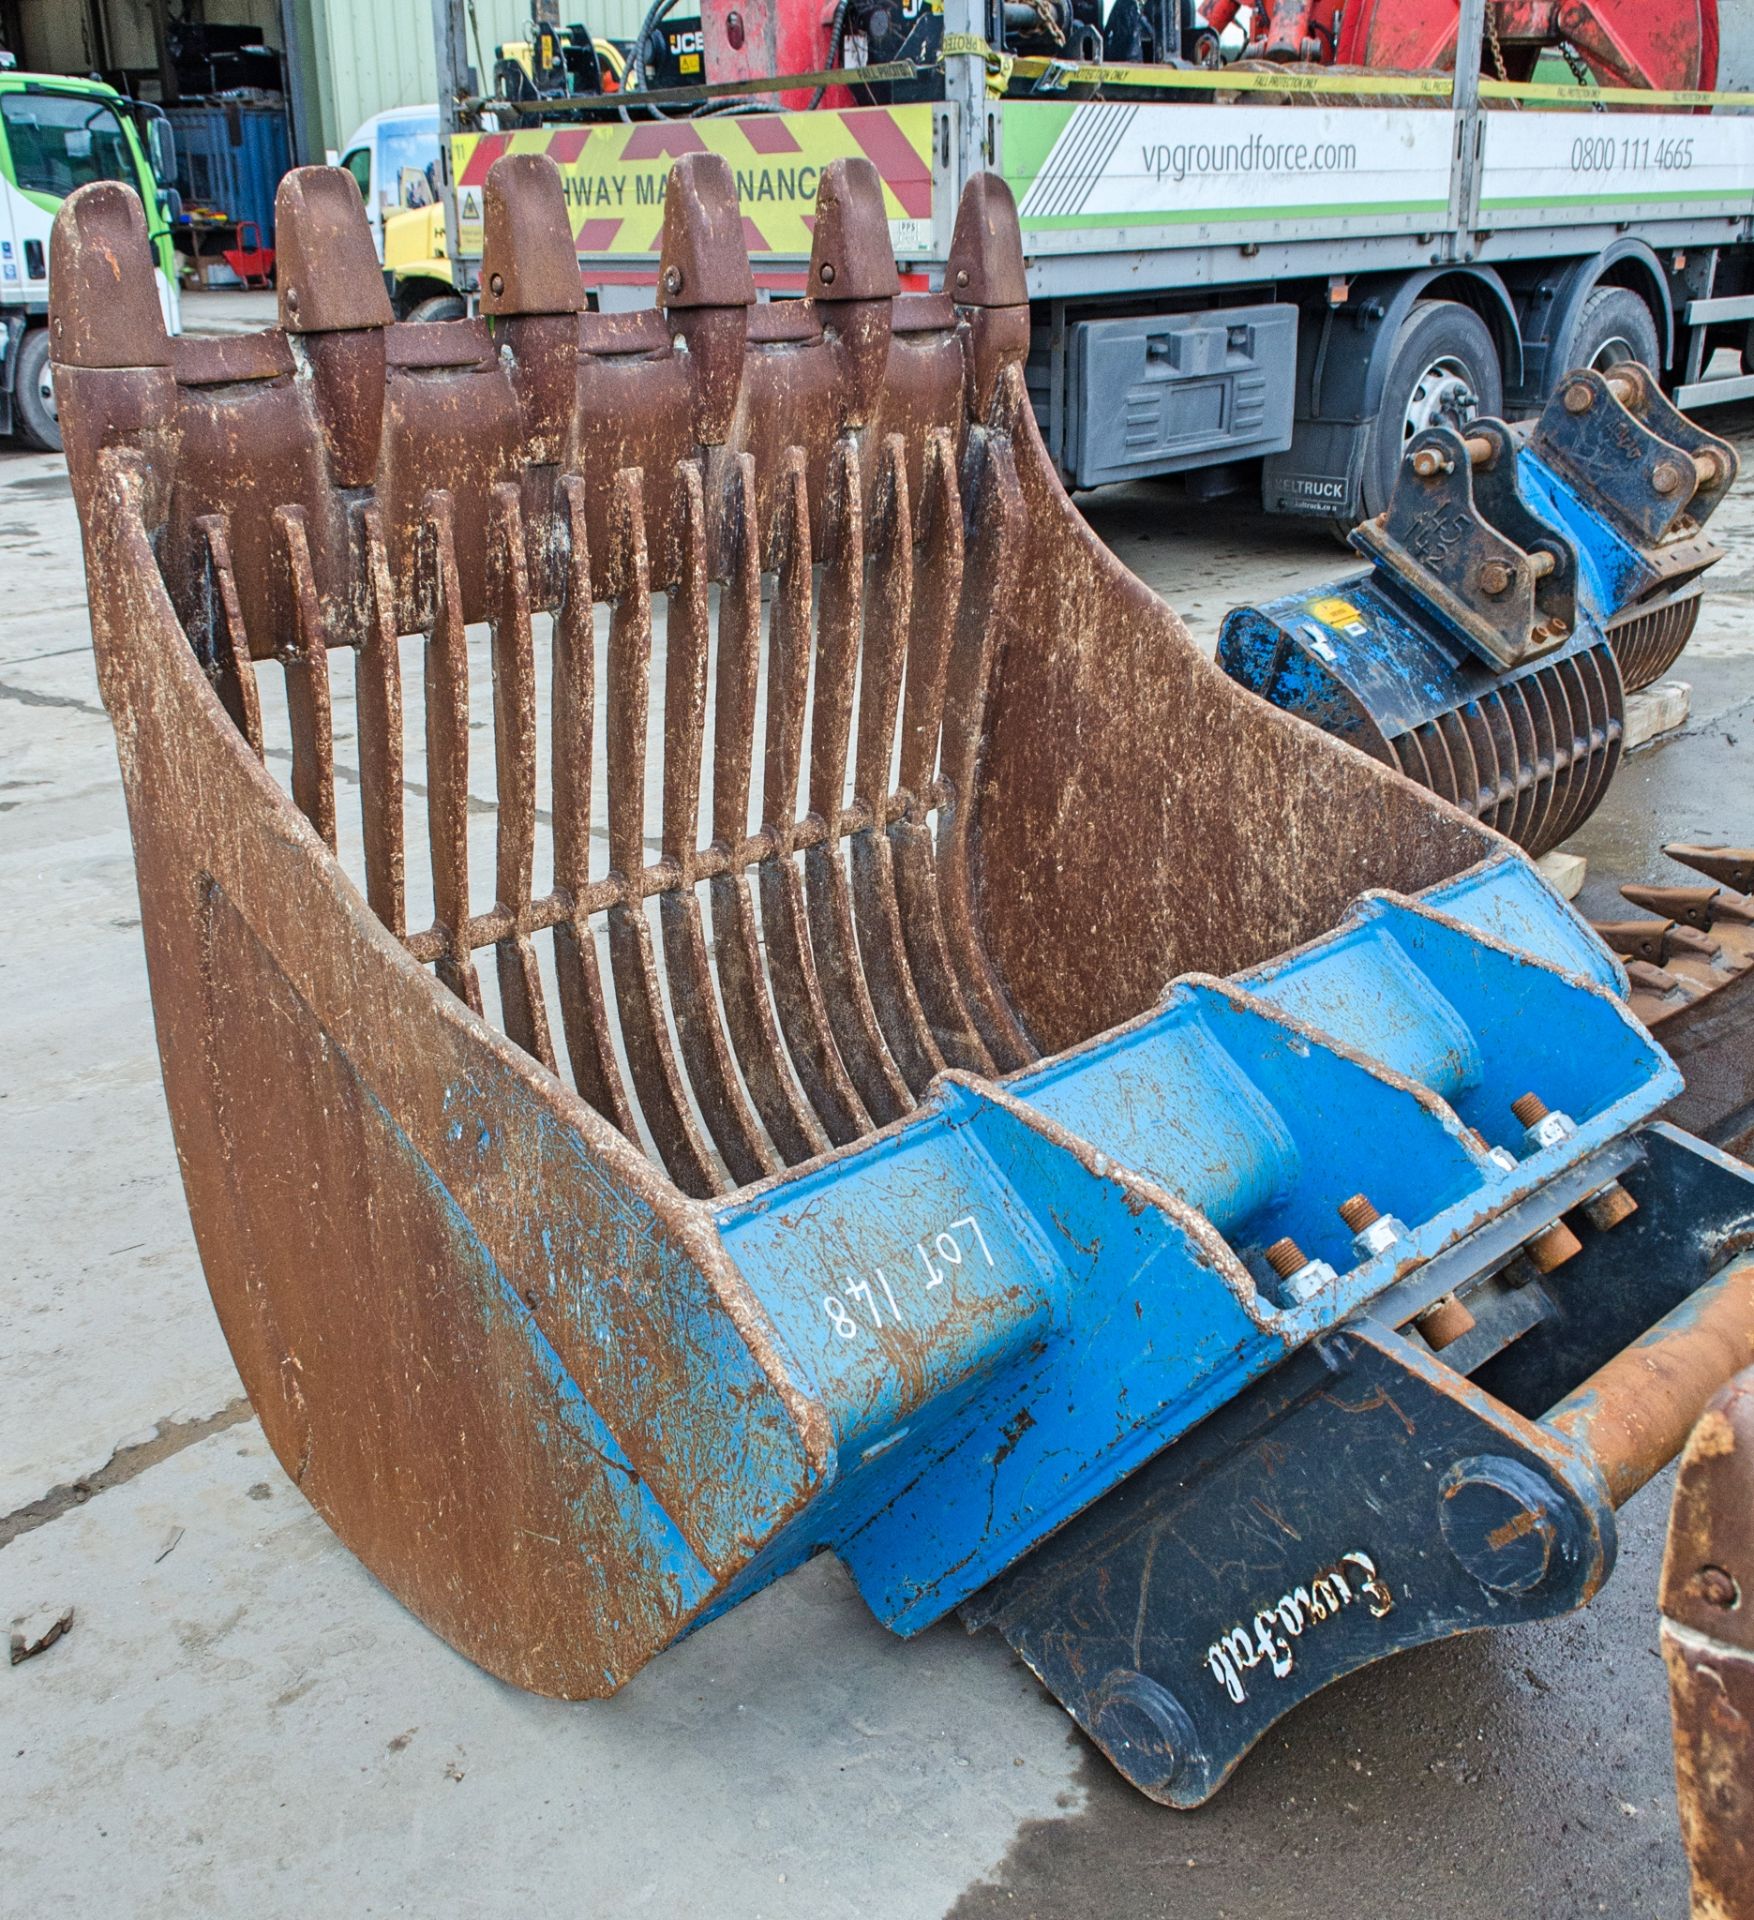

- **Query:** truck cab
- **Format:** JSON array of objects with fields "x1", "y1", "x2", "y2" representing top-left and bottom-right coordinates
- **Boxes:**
[
  {"x1": 338, "y1": 106, "x2": 462, "y2": 319},
  {"x1": 338, "y1": 106, "x2": 441, "y2": 253},
  {"x1": 0, "y1": 71, "x2": 179, "y2": 451}
]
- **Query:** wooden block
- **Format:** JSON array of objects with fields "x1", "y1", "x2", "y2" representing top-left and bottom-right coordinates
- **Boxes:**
[
  {"x1": 1624, "y1": 680, "x2": 1691, "y2": 752},
  {"x1": 1538, "y1": 848, "x2": 1588, "y2": 900}
]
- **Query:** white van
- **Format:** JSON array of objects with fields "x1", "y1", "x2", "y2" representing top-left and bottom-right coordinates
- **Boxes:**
[{"x1": 336, "y1": 106, "x2": 440, "y2": 262}]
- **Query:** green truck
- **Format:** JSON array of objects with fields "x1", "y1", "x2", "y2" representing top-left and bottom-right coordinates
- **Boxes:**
[{"x1": 0, "y1": 68, "x2": 179, "y2": 451}]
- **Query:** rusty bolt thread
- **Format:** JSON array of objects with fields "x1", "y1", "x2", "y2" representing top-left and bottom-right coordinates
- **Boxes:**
[
  {"x1": 1337, "y1": 1193, "x2": 1380, "y2": 1233},
  {"x1": 1692, "y1": 1565, "x2": 1740, "y2": 1609},
  {"x1": 1526, "y1": 1217, "x2": 1584, "y2": 1274},
  {"x1": 1511, "y1": 1091, "x2": 1550, "y2": 1128},
  {"x1": 1583, "y1": 1182, "x2": 1639, "y2": 1232},
  {"x1": 1265, "y1": 1236, "x2": 1308, "y2": 1280},
  {"x1": 1417, "y1": 1292, "x2": 1477, "y2": 1350}
]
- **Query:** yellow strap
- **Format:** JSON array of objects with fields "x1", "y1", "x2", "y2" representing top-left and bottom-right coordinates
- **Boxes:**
[
  {"x1": 960, "y1": 43, "x2": 1754, "y2": 108},
  {"x1": 942, "y1": 33, "x2": 1015, "y2": 92},
  {"x1": 1008, "y1": 51, "x2": 1454, "y2": 96},
  {"x1": 1480, "y1": 76, "x2": 1754, "y2": 107}
]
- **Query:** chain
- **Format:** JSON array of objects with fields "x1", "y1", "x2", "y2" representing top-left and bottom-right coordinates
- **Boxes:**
[
  {"x1": 1484, "y1": 1, "x2": 1517, "y2": 107},
  {"x1": 1028, "y1": 0, "x2": 1067, "y2": 46},
  {"x1": 1559, "y1": 40, "x2": 1607, "y2": 109}
]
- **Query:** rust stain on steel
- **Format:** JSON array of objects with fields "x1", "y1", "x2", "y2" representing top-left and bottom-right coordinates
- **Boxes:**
[
  {"x1": 1548, "y1": 1257, "x2": 1754, "y2": 1509},
  {"x1": 1661, "y1": 1367, "x2": 1754, "y2": 1920},
  {"x1": 51, "y1": 149, "x2": 1498, "y2": 1695}
]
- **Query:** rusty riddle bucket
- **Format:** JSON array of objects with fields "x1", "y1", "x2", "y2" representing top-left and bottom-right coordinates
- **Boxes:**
[{"x1": 49, "y1": 151, "x2": 1754, "y2": 1789}]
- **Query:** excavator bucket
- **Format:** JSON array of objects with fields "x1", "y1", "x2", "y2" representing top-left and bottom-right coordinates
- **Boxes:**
[
  {"x1": 1218, "y1": 370, "x2": 1737, "y2": 857},
  {"x1": 1663, "y1": 1354, "x2": 1754, "y2": 1920},
  {"x1": 51, "y1": 154, "x2": 1754, "y2": 1803}
]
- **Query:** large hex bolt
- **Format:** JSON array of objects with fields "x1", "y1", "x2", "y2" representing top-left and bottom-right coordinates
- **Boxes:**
[
  {"x1": 1510, "y1": 1094, "x2": 1584, "y2": 1272},
  {"x1": 1265, "y1": 1236, "x2": 1338, "y2": 1305}
]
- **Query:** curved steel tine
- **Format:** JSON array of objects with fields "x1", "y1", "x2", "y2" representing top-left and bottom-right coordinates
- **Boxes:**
[
  {"x1": 706, "y1": 454, "x2": 829, "y2": 1164},
  {"x1": 420, "y1": 490, "x2": 483, "y2": 1013},
  {"x1": 604, "y1": 468, "x2": 723, "y2": 1196},
  {"x1": 757, "y1": 452, "x2": 872, "y2": 1146},
  {"x1": 657, "y1": 461, "x2": 778, "y2": 1185},
  {"x1": 551, "y1": 476, "x2": 640, "y2": 1138},
  {"x1": 487, "y1": 484, "x2": 558, "y2": 1073},
  {"x1": 847, "y1": 433, "x2": 945, "y2": 1097}
]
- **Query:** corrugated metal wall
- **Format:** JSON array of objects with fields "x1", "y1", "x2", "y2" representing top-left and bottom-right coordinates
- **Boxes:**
[{"x1": 301, "y1": 0, "x2": 652, "y2": 154}]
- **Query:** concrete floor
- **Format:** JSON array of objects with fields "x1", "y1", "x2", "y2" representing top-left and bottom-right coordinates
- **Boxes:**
[{"x1": 4, "y1": 371, "x2": 1753, "y2": 1916}]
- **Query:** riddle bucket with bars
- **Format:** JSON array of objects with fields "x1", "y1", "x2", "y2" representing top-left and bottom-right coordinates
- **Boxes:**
[{"x1": 52, "y1": 152, "x2": 1754, "y2": 1806}]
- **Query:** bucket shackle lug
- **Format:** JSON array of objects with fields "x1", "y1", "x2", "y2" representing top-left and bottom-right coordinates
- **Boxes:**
[{"x1": 1350, "y1": 415, "x2": 1580, "y2": 671}]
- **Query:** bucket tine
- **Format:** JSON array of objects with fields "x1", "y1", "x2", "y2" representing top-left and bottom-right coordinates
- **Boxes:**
[
  {"x1": 848, "y1": 434, "x2": 945, "y2": 1096},
  {"x1": 487, "y1": 484, "x2": 558, "y2": 1072},
  {"x1": 196, "y1": 515, "x2": 264, "y2": 762},
  {"x1": 705, "y1": 456, "x2": 830, "y2": 1166},
  {"x1": 604, "y1": 468, "x2": 723, "y2": 1196},
  {"x1": 656, "y1": 462, "x2": 778, "y2": 1185},
  {"x1": 550, "y1": 476, "x2": 640, "y2": 1138},
  {"x1": 275, "y1": 505, "x2": 338, "y2": 854},
  {"x1": 887, "y1": 432, "x2": 992, "y2": 1075},
  {"x1": 803, "y1": 440, "x2": 913, "y2": 1125},
  {"x1": 420, "y1": 490, "x2": 484, "y2": 1014},
  {"x1": 935, "y1": 415, "x2": 1035, "y2": 1070},
  {"x1": 355, "y1": 504, "x2": 406, "y2": 938},
  {"x1": 759, "y1": 455, "x2": 871, "y2": 1145}
]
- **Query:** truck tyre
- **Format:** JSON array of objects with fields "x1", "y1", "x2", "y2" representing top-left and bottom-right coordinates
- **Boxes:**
[
  {"x1": 405, "y1": 293, "x2": 466, "y2": 324},
  {"x1": 1564, "y1": 286, "x2": 1660, "y2": 380},
  {"x1": 1364, "y1": 299, "x2": 1502, "y2": 516},
  {"x1": 13, "y1": 327, "x2": 61, "y2": 454}
]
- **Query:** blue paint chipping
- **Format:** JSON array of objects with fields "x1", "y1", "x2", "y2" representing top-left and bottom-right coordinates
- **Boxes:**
[{"x1": 355, "y1": 1073, "x2": 717, "y2": 1619}]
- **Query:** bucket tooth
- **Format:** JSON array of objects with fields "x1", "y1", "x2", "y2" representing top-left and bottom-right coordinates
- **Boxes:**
[{"x1": 1666, "y1": 844, "x2": 1754, "y2": 895}]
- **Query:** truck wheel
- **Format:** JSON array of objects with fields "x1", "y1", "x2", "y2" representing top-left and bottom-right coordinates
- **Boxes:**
[
  {"x1": 13, "y1": 327, "x2": 61, "y2": 454},
  {"x1": 1365, "y1": 299, "x2": 1502, "y2": 516},
  {"x1": 404, "y1": 293, "x2": 466, "y2": 324},
  {"x1": 1564, "y1": 286, "x2": 1659, "y2": 380}
]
